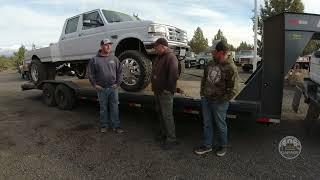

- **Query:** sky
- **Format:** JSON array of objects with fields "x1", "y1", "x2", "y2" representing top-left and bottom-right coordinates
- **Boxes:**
[{"x1": 0, "y1": 0, "x2": 319, "y2": 53}]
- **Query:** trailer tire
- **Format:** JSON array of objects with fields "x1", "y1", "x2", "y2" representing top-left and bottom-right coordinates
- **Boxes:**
[
  {"x1": 42, "y1": 83, "x2": 56, "y2": 106},
  {"x1": 118, "y1": 50, "x2": 152, "y2": 92},
  {"x1": 54, "y1": 84, "x2": 75, "y2": 110}
]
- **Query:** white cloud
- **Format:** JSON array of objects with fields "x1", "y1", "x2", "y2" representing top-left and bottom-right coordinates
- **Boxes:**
[
  {"x1": 303, "y1": 0, "x2": 320, "y2": 14},
  {"x1": 0, "y1": 5, "x2": 70, "y2": 48},
  {"x1": 181, "y1": 4, "x2": 226, "y2": 20},
  {"x1": 5, "y1": 0, "x2": 319, "y2": 53}
]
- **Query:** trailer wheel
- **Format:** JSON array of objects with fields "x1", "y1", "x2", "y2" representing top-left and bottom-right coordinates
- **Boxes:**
[
  {"x1": 54, "y1": 84, "x2": 75, "y2": 110},
  {"x1": 42, "y1": 83, "x2": 56, "y2": 106},
  {"x1": 118, "y1": 50, "x2": 152, "y2": 92}
]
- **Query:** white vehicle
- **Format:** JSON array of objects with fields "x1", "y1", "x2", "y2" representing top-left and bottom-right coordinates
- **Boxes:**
[
  {"x1": 310, "y1": 50, "x2": 320, "y2": 85},
  {"x1": 24, "y1": 9, "x2": 189, "y2": 91},
  {"x1": 236, "y1": 50, "x2": 261, "y2": 72}
]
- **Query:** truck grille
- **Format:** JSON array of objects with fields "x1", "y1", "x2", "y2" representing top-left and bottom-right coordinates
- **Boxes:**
[
  {"x1": 166, "y1": 26, "x2": 187, "y2": 43},
  {"x1": 240, "y1": 58, "x2": 250, "y2": 63}
]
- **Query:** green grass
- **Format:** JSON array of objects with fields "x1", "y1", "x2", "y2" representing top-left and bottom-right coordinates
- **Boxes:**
[{"x1": 0, "y1": 57, "x2": 16, "y2": 71}]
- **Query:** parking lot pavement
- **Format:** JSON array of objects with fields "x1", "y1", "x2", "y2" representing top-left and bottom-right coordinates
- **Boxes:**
[{"x1": 0, "y1": 70, "x2": 320, "y2": 179}]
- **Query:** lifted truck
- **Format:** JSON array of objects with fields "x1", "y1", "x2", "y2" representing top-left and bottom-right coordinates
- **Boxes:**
[
  {"x1": 22, "y1": 13, "x2": 320, "y2": 123},
  {"x1": 24, "y1": 9, "x2": 189, "y2": 92}
]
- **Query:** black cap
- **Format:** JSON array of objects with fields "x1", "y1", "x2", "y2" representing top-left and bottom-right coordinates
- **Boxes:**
[
  {"x1": 215, "y1": 41, "x2": 228, "y2": 52},
  {"x1": 155, "y1": 38, "x2": 168, "y2": 47}
]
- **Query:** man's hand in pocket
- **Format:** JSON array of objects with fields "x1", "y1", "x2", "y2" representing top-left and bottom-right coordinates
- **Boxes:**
[
  {"x1": 95, "y1": 85, "x2": 103, "y2": 91},
  {"x1": 111, "y1": 84, "x2": 118, "y2": 89}
]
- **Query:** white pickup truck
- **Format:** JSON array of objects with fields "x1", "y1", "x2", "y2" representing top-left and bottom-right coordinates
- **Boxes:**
[
  {"x1": 24, "y1": 9, "x2": 189, "y2": 91},
  {"x1": 235, "y1": 50, "x2": 261, "y2": 72}
]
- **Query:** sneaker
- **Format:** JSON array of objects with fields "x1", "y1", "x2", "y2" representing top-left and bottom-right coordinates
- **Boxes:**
[
  {"x1": 113, "y1": 128, "x2": 124, "y2": 134},
  {"x1": 100, "y1": 127, "x2": 108, "y2": 133},
  {"x1": 194, "y1": 145, "x2": 213, "y2": 155},
  {"x1": 216, "y1": 147, "x2": 227, "y2": 157}
]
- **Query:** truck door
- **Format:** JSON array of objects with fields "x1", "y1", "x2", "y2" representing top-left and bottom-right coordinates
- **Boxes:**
[
  {"x1": 77, "y1": 10, "x2": 108, "y2": 58},
  {"x1": 59, "y1": 16, "x2": 81, "y2": 61}
]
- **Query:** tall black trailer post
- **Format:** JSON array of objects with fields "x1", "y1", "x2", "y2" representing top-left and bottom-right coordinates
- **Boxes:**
[{"x1": 237, "y1": 12, "x2": 320, "y2": 123}]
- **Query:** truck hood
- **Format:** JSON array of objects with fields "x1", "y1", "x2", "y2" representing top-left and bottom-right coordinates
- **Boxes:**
[
  {"x1": 104, "y1": 20, "x2": 154, "y2": 30},
  {"x1": 104, "y1": 20, "x2": 187, "y2": 43},
  {"x1": 239, "y1": 55, "x2": 254, "y2": 59}
]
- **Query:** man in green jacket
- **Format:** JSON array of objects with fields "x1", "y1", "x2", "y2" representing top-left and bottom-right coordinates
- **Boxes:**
[{"x1": 194, "y1": 41, "x2": 239, "y2": 157}]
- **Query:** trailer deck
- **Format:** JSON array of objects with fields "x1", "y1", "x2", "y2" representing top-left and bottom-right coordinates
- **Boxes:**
[{"x1": 22, "y1": 79, "x2": 259, "y2": 118}]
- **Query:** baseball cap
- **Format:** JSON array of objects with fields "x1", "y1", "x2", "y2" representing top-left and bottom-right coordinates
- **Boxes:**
[
  {"x1": 100, "y1": 38, "x2": 113, "y2": 46},
  {"x1": 154, "y1": 38, "x2": 168, "y2": 47},
  {"x1": 215, "y1": 41, "x2": 228, "y2": 52}
]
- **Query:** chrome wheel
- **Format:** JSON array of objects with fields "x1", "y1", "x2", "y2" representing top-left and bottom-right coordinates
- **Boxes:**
[
  {"x1": 199, "y1": 59, "x2": 205, "y2": 65},
  {"x1": 122, "y1": 58, "x2": 141, "y2": 86}
]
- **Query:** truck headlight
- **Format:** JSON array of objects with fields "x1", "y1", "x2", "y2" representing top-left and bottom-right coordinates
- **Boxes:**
[{"x1": 148, "y1": 24, "x2": 167, "y2": 37}]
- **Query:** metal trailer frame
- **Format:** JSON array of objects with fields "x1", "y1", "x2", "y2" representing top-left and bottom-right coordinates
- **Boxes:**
[
  {"x1": 236, "y1": 12, "x2": 320, "y2": 123},
  {"x1": 22, "y1": 12, "x2": 320, "y2": 123},
  {"x1": 22, "y1": 80, "x2": 258, "y2": 117}
]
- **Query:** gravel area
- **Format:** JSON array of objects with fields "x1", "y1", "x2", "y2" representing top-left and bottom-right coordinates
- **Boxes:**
[{"x1": 0, "y1": 69, "x2": 319, "y2": 179}]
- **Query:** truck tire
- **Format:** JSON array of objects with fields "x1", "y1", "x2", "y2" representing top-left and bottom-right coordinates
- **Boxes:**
[
  {"x1": 242, "y1": 64, "x2": 252, "y2": 72},
  {"x1": 30, "y1": 59, "x2": 47, "y2": 84},
  {"x1": 75, "y1": 63, "x2": 87, "y2": 79},
  {"x1": 54, "y1": 84, "x2": 75, "y2": 110},
  {"x1": 118, "y1": 50, "x2": 152, "y2": 92},
  {"x1": 30, "y1": 59, "x2": 56, "y2": 84},
  {"x1": 42, "y1": 83, "x2": 56, "y2": 106},
  {"x1": 198, "y1": 59, "x2": 205, "y2": 69}
]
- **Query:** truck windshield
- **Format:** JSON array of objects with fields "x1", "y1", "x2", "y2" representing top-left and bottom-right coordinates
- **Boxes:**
[
  {"x1": 240, "y1": 50, "x2": 254, "y2": 56},
  {"x1": 102, "y1": 10, "x2": 136, "y2": 23}
]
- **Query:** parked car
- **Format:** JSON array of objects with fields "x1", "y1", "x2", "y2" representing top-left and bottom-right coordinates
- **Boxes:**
[
  {"x1": 24, "y1": 9, "x2": 189, "y2": 92},
  {"x1": 184, "y1": 51, "x2": 198, "y2": 68},
  {"x1": 196, "y1": 51, "x2": 212, "y2": 68}
]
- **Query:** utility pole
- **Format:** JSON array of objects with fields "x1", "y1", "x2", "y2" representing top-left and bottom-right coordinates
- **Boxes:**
[{"x1": 253, "y1": 0, "x2": 258, "y2": 72}]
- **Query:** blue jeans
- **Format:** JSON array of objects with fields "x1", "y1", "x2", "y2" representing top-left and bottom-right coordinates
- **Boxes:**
[
  {"x1": 201, "y1": 97, "x2": 229, "y2": 148},
  {"x1": 97, "y1": 87, "x2": 120, "y2": 129}
]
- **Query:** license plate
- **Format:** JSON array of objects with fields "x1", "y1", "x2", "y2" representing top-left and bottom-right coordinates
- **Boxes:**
[{"x1": 179, "y1": 49, "x2": 186, "y2": 56}]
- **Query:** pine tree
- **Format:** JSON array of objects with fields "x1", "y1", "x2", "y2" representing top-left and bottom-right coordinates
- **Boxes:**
[{"x1": 188, "y1": 27, "x2": 209, "y2": 54}]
